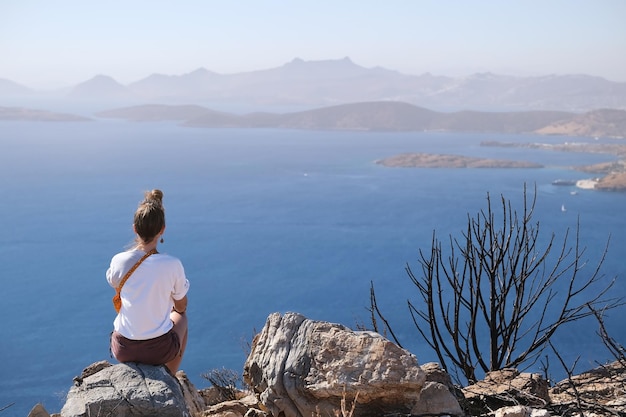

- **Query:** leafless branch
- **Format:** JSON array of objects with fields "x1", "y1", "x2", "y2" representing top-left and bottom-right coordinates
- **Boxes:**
[{"x1": 371, "y1": 184, "x2": 621, "y2": 385}]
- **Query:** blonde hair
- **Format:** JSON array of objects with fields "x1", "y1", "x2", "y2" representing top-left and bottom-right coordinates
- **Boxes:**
[{"x1": 134, "y1": 189, "x2": 165, "y2": 245}]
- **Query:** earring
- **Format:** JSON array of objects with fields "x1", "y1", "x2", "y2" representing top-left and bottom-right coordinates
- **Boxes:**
[{"x1": 160, "y1": 236, "x2": 164, "y2": 244}]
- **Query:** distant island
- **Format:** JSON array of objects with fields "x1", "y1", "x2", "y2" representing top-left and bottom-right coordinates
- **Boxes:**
[
  {"x1": 376, "y1": 153, "x2": 543, "y2": 169},
  {"x1": 2, "y1": 101, "x2": 624, "y2": 138},
  {"x1": 95, "y1": 102, "x2": 626, "y2": 138},
  {"x1": 0, "y1": 106, "x2": 90, "y2": 122}
]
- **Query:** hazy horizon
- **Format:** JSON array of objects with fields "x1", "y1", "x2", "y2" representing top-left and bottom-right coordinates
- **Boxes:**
[{"x1": 1, "y1": 1, "x2": 626, "y2": 89}]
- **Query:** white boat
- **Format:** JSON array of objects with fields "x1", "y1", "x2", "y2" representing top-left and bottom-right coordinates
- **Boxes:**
[{"x1": 561, "y1": 204, "x2": 567, "y2": 212}]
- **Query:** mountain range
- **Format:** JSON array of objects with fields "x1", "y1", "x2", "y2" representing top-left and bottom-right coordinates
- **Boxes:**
[{"x1": 2, "y1": 57, "x2": 626, "y2": 112}]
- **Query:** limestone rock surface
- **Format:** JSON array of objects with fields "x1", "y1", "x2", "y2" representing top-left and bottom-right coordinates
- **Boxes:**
[
  {"x1": 176, "y1": 370, "x2": 207, "y2": 416},
  {"x1": 462, "y1": 368, "x2": 549, "y2": 414},
  {"x1": 495, "y1": 405, "x2": 551, "y2": 417},
  {"x1": 199, "y1": 394, "x2": 264, "y2": 417},
  {"x1": 243, "y1": 312, "x2": 430, "y2": 417},
  {"x1": 549, "y1": 360, "x2": 626, "y2": 415},
  {"x1": 413, "y1": 362, "x2": 464, "y2": 416},
  {"x1": 61, "y1": 362, "x2": 189, "y2": 417}
]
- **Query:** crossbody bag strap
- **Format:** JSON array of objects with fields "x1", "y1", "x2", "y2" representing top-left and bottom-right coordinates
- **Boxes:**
[{"x1": 116, "y1": 248, "x2": 158, "y2": 292}]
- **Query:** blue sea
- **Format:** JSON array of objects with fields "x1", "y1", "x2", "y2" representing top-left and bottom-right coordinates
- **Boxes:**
[{"x1": 1, "y1": 119, "x2": 625, "y2": 416}]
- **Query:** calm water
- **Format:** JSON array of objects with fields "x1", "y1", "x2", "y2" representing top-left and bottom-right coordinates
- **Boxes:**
[{"x1": 1, "y1": 120, "x2": 625, "y2": 416}]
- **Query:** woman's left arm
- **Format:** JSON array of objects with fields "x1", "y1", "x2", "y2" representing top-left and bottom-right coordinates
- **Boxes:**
[{"x1": 173, "y1": 295, "x2": 188, "y2": 314}]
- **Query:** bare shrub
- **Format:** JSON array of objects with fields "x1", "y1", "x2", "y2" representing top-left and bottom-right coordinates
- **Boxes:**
[
  {"x1": 371, "y1": 185, "x2": 621, "y2": 385},
  {"x1": 201, "y1": 367, "x2": 242, "y2": 402}
]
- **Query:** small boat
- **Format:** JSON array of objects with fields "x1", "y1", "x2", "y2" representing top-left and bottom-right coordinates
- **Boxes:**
[{"x1": 561, "y1": 204, "x2": 567, "y2": 212}]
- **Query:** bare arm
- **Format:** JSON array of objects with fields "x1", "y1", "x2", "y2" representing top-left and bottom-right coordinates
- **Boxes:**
[{"x1": 173, "y1": 295, "x2": 188, "y2": 314}]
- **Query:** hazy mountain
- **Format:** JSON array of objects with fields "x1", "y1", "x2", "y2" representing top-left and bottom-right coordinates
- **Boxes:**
[
  {"x1": 125, "y1": 57, "x2": 430, "y2": 106},
  {"x1": 536, "y1": 108, "x2": 626, "y2": 138},
  {"x1": 5, "y1": 58, "x2": 626, "y2": 111},
  {"x1": 68, "y1": 75, "x2": 134, "y2": 100},
  {"x1": 0, "y1": 78, "x2": 34, "y2": 96},
  {"x1": 97, "y1": 101, "x2": 605, "y2": 136},
  {"x1": 122, "y1": 58, "x2": 626, "y2": 111},
  {"x1": 268, "y1": 101, "x2": 441, "y2": 130},
  {"x1": 431, "y1": 73, "x2": 626, "y2": 111},
  {"x1": 128, "y1": 68, "x2": 220, "y2": 100}
]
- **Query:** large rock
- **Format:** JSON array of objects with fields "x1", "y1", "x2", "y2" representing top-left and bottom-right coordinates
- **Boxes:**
[
  {"x1": 462, "y1": 368, "x2": 549, "y2": 415},
  {"x1": 414, "y1": 363, "x2": 464, "y2": 416},
  {"x1": 243, "y1": 312, "x2": 438, "y2": 417},
  {"x1": 495, "y1": 405, "x2": 550, "y2": 417},
  {"x1": 549, "y1": 360, "x2": 626, "y2": 415},
  {"x1": 61, "y1": 362, "x2": 190, "y2": 417},
  {"x1": 199, "y1": 394, "x2": 264, "y2": 417},
  {"x1": 176, "y1": 370, "x2": 207, "y2": 416}
]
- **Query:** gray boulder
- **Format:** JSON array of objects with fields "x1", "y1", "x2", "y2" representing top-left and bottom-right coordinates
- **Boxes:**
[
  {"x1": 244, "y1": 312, "x2": 437, "y2": 417},
  {"x1": 61, "y1": 362, "x2": 189, "y2": 417},
  {"x1": 413, "y1": 363, "x2": 464, "y2": 416}
]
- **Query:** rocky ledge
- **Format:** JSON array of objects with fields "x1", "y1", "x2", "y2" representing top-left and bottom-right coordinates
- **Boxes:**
[{"x1": 27, "y1": 312, "x2": 626, "y2": 417}]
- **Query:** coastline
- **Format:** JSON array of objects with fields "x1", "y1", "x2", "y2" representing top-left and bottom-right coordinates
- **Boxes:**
[
  {"x1": 576, "y1": 179, "x2": 598, "y2": 189},
  {"x1": 377, "y1": 141, "x2": 626, "y2": 191}
]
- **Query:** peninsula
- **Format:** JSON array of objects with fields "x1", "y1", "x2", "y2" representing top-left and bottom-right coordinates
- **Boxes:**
[{"x1": 481, "y1": 140, "x2": 626, "y2": 191}]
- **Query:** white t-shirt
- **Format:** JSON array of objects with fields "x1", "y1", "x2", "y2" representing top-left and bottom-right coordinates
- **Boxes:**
[{"x1": 107, "y1": 249, "x2": 189, "y2": 340}]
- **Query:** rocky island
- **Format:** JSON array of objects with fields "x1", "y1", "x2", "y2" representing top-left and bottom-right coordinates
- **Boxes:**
[
  {"x1": 481, "y1": 140, "x2": 626, "y2": 191},
  {"x1": 376, "y1": 153, "x2": 543, "y2": 169},
  {"x1": 377, "y1": 141, "x2": 626, "y2": 191}
]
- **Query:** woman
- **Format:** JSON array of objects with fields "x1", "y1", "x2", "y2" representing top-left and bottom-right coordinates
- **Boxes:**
[{"x1": 107, "y1": 189, "x2": 189, "y2": 374}]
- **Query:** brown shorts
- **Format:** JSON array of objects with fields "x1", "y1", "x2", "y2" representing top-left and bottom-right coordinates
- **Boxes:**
[{"x1": 110, "y1": 329, "x2": 180, "y2": 366}]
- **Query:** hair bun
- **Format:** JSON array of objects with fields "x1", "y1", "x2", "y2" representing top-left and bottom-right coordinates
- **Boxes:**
[
  {"x1": 134, "y1": 189, "x2": 165, "y2": 244},
  {"x1": 144, "y1": 189, "x2": 164, "y2": 204}
]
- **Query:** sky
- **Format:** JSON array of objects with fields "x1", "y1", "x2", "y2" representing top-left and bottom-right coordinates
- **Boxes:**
[{"x1": 1, "y1": 1, "x2": 625, "y2": 89}]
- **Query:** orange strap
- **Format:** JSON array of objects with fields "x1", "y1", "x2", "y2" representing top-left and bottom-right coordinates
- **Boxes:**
[{"x1": 116, "y1": 248, "x2": 158, "y2": 293}]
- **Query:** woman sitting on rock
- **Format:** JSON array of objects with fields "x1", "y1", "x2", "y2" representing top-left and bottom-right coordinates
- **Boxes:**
[{"x1": 107, "y1": 189, "x2": 189, "y2": 374}]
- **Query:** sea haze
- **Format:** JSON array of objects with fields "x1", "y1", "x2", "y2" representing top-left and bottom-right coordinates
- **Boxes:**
[{"x1": 1, "y1": 120, "x2": 625, "y2": 416}]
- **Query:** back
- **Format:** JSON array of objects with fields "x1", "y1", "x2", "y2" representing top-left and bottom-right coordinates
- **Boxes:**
[{"x1": 107, "y1": 250, "x2": 189, "y2": 340}]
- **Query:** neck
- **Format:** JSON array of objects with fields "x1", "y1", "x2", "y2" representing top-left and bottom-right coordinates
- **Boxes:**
[{"x1": 136, "y1": 239, "x2": 158, "y2": 253}]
